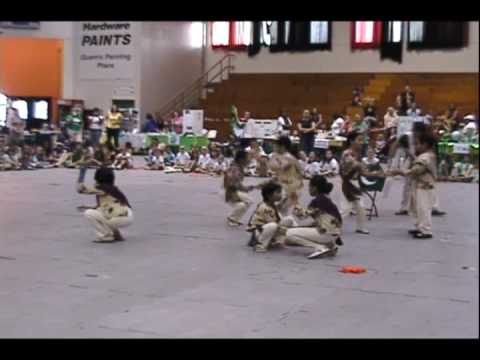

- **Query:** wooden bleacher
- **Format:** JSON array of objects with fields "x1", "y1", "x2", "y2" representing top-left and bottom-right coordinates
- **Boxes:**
[{"x1": 200, "y1": 73, "x2": 479, "y2": 141}]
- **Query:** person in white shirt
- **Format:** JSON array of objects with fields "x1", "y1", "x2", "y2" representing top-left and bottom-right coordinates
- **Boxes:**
[
  {"x1": 88, "y1": 108, "x2": 104, "y2": 147},
  {"x1": 277, "y1": 109, "x2": 293, "y2": 136},
  {"x1": 246, "y1": 140, "x2": 268, "y2": 177},
  {"x1": 331, "y1": 115, "x2": 345, "y2": 136},
  {"x1": 462, "y1": 115, "x2": 477, "y2": 138},
  {"x1": 319, "y1": 149, "x2": 339, "y2": 177},
  {"x1": 198, "y1": 146, "x2": 211, "y2": 171},
  {"x1": 383, "y1": 107, "x2": 399, "y2": 132},
  {"x1": 175, "y1": 146, "x2": 191, "y2": 168}
]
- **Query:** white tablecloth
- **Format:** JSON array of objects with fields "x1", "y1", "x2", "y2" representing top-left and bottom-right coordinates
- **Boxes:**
[{"x1": 119, "y1": 133, "x2": 146, "y2": 149}]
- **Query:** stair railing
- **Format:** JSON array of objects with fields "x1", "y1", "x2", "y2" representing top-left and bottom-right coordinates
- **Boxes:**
[{"x1": 156, "y1": 53, "x2": 235, "y2": 120}]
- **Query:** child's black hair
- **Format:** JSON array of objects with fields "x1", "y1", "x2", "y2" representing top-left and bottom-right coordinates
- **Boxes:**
[
  {"x1": 94, "y1": 167, "x2": 115, "y2": 185},
  {"x1": 346, "y1": 130, "x2": 362, "y2": 147},
  {"x1": 234, "y1": 149, "x2": 248, "y2": 163},
  {"x1": 310, "y1": 175, "x2": 334, "y2": 194},
  {"x1": 398, "y1": 134, "x2": 409, "y2": 149},
  {"x1": 277, "y1": 135, "x2": 292, "y2": 152},
  {"x1": 416, "y1": 132, "x2": 436, "y2": 149},
  {"x1": 261, "y1": 181, "x2": 282, "y2": 202}
]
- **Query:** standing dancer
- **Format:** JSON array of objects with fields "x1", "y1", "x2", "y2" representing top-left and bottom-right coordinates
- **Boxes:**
[
  {"x1": 389, "y1": 122, "x2": 446, "y2": 216},
  {"x1": 268, "y1": 136, "x2": 304, "y2": 216},
  {"x1": 339, "y1": 131, "x2": 384, "y2": 234},
  {"x1": 224, "y1": 150, "x2": 255, "y2": 227},
  {"x1": 77, "y1": 167, "x2": 133, "y2": 243},
  {"x1": 388, "y1": 132, "x2": 437, "y2": 238}
]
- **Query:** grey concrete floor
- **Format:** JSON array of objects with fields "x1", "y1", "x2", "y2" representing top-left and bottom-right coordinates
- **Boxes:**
[{"x1": 0, "y1": 163, "x2": 478, "y2": 338}]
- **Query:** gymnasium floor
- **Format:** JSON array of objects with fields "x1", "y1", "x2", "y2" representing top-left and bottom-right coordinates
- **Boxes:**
[{"x1": 0, "y1": 165, "x2": 478, "y2": 338}]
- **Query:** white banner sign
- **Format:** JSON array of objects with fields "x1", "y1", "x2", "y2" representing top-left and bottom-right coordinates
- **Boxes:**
[
  {"x1": 453, "y1": 143, "x2": 470, "y2": 154},
  {"x1": 183, "y1": 109, "x2": 204, "y2": 135},
  {"x1": 397, "y1": 116, "x2": 427, "y2": 138},
  {"x1": 244, "y1": 119, "x2": 278, "y2": 139},
  {"x1": 77, "y1": 22, "x2": 136, "y2": 80}
]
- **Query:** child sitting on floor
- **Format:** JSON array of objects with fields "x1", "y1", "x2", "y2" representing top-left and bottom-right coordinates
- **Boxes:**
[
  {"x1": 113, "y1": 146, "x2": 133, "y2": 170},
  {"x1": 197, "y1": 146, "x2": 211, "y2": 172},
  {"x1": 288, "y1": 175, "x2": 343, "y2": 259},
  {"x1": 319, "y1": 149, "x2": 339, "y2": 177},
  {"x1": 175, "y1": 146, "x2": 191, "y2": 168},
  {"x1": 449, "y1": 155, "x2": 475, "y2": 183},
  {"x1": 247, "y1": 181, "x2": 296, "y2": 253},
  {"x1": 304, "y1": 152, "x2": 320, "y2": 179},
  {"x1": 144, "y1": 144, "x2": 165, "y2": 170},
  {"x1": 164, "y1": 146, "x2": 176, "y2": 167}
]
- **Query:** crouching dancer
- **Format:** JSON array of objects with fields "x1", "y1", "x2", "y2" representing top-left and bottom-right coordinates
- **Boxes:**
[
  {"x1": 77, "y1": 167, "x2": 133, "y2": 243},
  {"x1": 247, "y1": 182, "x2": 296, "y2": 253},
  {"x1": 286, "y1": 175, "x2": 343, "y2": 259}
]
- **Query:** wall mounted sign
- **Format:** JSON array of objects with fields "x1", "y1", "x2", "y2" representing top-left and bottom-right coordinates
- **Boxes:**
[{"x1": 77, "y1": 22, "x2": 137, "y2": 80}]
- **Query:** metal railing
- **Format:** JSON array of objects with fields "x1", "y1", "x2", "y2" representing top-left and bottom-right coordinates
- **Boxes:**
[{"x1": 156, "y1": 53, "x2": 235, "y2": 120}]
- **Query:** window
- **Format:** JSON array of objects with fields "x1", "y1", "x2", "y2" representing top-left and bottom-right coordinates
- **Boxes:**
[
  {"x1": 211, "y1": 21, "x2": 252, "y2": 49},
  {"x1": 381, "y1": 21, "x2": 403, "y2": 63},
  {"x1": 190, "y1": 22, "x2": 204, "y2": 48},
  {"x1": 12, "y1": 100, "x2": 28, "y2": 120},
  {"x1": 409, "y1": 21, "x2": 425, "y2": 43},
  {"x1": 352, "y1": 21, "x2": 382, "y2": 49},
  {"x1": 211, "y1": 22, "x2": 230, "y2": 47},
  {"x1": 310, "y1": 21, "x2": 329, "y2": 44},
  {"x1": 34, "y1": 100, "x2": 48, "y2": 120},
  {"x1": 408, "y1": 22, "x2": 467, "y2": 49},
  {"x1": 261, "y1": 21, "x2": 272, "y2": 45}
]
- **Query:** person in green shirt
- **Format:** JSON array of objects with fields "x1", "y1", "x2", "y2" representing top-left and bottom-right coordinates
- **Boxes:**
[{"x1": 66, "y1": 107, "x2": 83, "y2": 143}]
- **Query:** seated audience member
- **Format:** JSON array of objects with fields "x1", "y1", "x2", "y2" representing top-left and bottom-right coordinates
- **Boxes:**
[
  {"x1": 182, "y1": 147, "x2": 200, "y2": 173},
  {"x1": 142, "y1": 113, "x2": 159, "y2": 133},
  {"x1": 352, "y1": 87, "x2": 363, "y2": 106},
  {"x1": 445, "y1": 104, "x2": 459, "y2": 130},
  {"x1": 113, "y1": 147, "x2": 133, "y2": 170},
  {"x1": 304, "y1": 152, "x2": 321, "y2": 179},
  {"x1": 197, "y1": 146, "x2": 211, "y2": 172},
  {"x1": 144, "y1": 144, "x2": 165, "y2": 170},
  {"x1": 362, "y1": 147, "x2": 381, "y2": 168},
  {"x1": 340, "y1": 115, "x2": 353, "y2": 136},
  {"x1": 175, "y1": 146, "x2": 191, "y2": 168},
  {"x1": 298, "y1": 151, "x2": 308, "y2": 173},
  {"x1": 31, "y1": 146, "x2": 54, "y2": 169},
  {"x1": 462, "y1": 114, "x2": 478, "y2": 140},
  {"x1": 450, "y1": 155, "x2": 475, "y2": 183},
  {"x1": 331, "y1": 114, "x2": 345, "y2": 136},
  {"x1": 20, "y1": 145, "x2": 35, "y2": 170},
  {"x1": 319, "y1": 149, "x2": 339, "y2": 177},
  {"x1": 93, "y1": 144, "x2": 111, "y2": 166},
  {"x1": 203, "y1": 148, "x2": 218, "y2": 174},
  {"x1": 246, "y1": 140, "x2": 268, "y2": 177},
  {"x1": 363, "y1": 99, "x2": 377, "y2": 121},
  {"x1": 375, "y1": 134, "x2": 388, "y2": 161},
  {"x1": 0, "y1": 146, "x2": 20, "y2": 170},
  {"x1": 164, "y1": 146, "x2": 176, "y2": 167}
]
